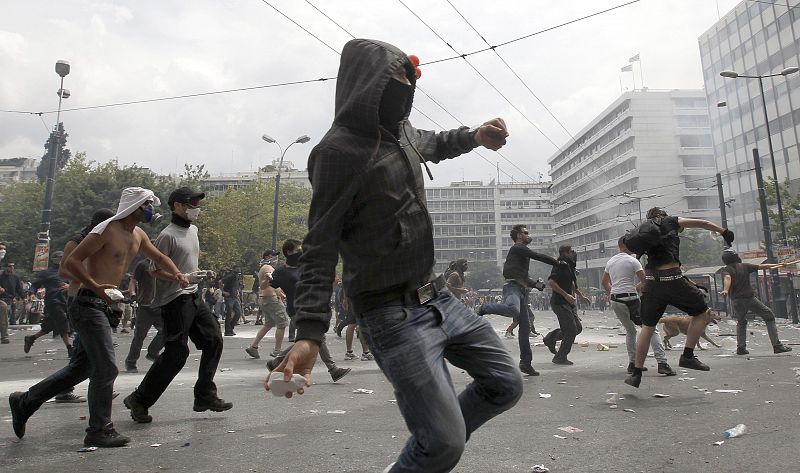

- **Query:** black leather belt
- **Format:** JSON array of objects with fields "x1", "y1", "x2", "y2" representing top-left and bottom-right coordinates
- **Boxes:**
[
  {"x1": 399, "y1": 274, "x2": 446, "y2": 306},
  {"x1": 611, "y1": 293, "x2": 638, "y2": 301},
  {"x1": 645, "y1": 267, "x2": 683, "y2": 281}
]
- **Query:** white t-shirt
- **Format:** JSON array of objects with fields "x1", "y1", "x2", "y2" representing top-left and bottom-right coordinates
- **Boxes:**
[{"x1": 603, "y1": 252, "x2": 643, "y2": 296}]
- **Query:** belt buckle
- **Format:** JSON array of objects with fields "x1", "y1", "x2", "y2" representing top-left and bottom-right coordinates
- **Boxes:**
[{"x1": 416, "y1": 282, "x2": 435, "y2": 305}]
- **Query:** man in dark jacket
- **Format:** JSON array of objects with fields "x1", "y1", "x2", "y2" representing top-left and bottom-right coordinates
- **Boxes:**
[
  {"x1": 25, "y1": 252, "x2": 72, "y2": 356},
  {"x1": 268, "y1": 39, "x2": 521, "y2": 473},
  {"x1": 479, "y1": 224, "x2": 561, "y2": 375}
]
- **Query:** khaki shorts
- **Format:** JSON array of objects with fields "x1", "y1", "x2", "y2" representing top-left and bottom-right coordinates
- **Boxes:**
[{"x1": 259, "y1": 296, "x2": 289, "y2": 328}]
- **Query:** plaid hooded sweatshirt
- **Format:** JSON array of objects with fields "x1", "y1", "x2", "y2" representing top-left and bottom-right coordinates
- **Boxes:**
[{"x1": 293, "y1": 38, "x2": 479, "y2": 343}]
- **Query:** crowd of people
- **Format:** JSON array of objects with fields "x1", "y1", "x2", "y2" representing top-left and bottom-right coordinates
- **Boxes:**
[{"x1": 2, "y1": 38, "x2": 795, "y2": 473}]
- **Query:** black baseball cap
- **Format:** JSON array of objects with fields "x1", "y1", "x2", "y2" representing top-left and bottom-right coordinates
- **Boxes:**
[{"x1": 168, "y1": 187, "x2": 205, "y2": 207}]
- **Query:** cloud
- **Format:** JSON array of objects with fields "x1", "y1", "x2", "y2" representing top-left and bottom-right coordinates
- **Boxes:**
[{"x1": 0, "y1": 0, "x2": 742, "y2": 186}]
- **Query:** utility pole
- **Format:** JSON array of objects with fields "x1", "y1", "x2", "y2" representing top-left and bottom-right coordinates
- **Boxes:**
[
  {"x1": 716, "y1": 172, "x2": 728, "y2": 229},
  {"x1": 752, "y1": 148, "x2": 787, "y2": 319}
]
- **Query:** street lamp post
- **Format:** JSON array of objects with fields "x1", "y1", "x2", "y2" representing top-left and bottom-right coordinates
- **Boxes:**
[
  {"x1": 261, "y1": 133, "x2": 311, "y2": 250},
  {"x1": 720, "y1": 66, "x2": 799, "y2": 320},
  {"x1": 34, "y1": 60, "x2": 70, "y2": 271},
  {"x1": 719, "y1": 66, "x2": 798, "y2": 246}
]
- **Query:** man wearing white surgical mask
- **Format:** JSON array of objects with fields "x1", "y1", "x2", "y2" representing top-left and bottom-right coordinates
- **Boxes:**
[{"x1": 124, "y1": 186, "x2": 232, "y2": 425}]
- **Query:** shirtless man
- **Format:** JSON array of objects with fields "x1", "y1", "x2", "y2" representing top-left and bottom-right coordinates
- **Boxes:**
[{"x1": 9, "y1": 188, "x2": 187, "y2": 448}]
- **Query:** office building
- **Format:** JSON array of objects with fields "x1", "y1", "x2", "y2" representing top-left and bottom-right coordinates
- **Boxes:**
[
  {"x1": 548, "y1": 90, "x2": 720, "y2": 287},
  {"x1": 426, "y1": 180, "x2": 554, "y2": 274},
  {"x1": 699, "y1": 0, "x2": 800, "y2": 252}
]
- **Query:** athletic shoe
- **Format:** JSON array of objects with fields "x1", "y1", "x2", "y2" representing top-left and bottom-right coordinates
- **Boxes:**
[
  {"x1": 679, "y1": 354, "x2": 710, "y2": 371},
  {"x1": 145, "y1": 353, "x2": 158, "y2": 362},
  {"x1": 736, "y1": 347, "x2": 749, "y2": 355},
  {"x1": 344, "y1": 351, "x2": 357, "y2": 360},
  {"x1": 519, "y1": 363, "x2": 540, "y2": 376},
  {"x1": 83, "y1": 423, "x2": 130, "y2": 448},
  {"x1": 552, "y1": 356, "x2": 574, "y2": 366},
  {"x1": 773, "y1": 344, "x2": 793, "y2": 354},
  {"x1": 504, "y1": 331, "x2": 515, "y2": 339},
  {"x1": 1, "y1": 339, "x2": 10, "y2": 344},
  {"x1": 657, "y1": 362, "x2": 676, "y2": 376},
  {"x1": 54, "y1": 393, "x2": 86, "y2": 403},
  {"x1": 9, "y1": 392, "x2": 28, "y2": 438},
  {"x1": 193, "y1": 397, "x2": 233, "y2": 412},
  {"x1": 224, "y1": 332, "x2": 235, "y2": 337},
  {"x1": 266, "y1": 358, "x2": 279, "y2": 371},
  {"x1": 330, "y1": 367, "x2": 351, "y2": 382},
  {"x1": 125, "y1": 365, "x2": 138, "y2": 373},
  {"x1": 624, "y1": 373, "x2": 641, "y2": 388},
  {"x1": 123, "y1": 394, "x2": 152, "y2": 423},
  {"x1": 23, "y1": 335, "x2": 34, "y2": 354},
  {"x1": 245, "y1": 346, "x2": 260, "y2": 359},
  {"x1": 120, "y1": 328, "x2": 130, "y2": 334},
  {"x1": 360, "y1": 352, "x2": 374, "y2": 361}
]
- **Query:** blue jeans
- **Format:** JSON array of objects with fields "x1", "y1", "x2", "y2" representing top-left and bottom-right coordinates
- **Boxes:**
[
  {"x1": 21, "y1": 295, "x2": 118, "y2": 432},
  {"x1": 357, "y1": 291, "x2": 523, "y2": 473},
  {"x1": 481, "y1": 283, "x2": 533, "y2": 365}
]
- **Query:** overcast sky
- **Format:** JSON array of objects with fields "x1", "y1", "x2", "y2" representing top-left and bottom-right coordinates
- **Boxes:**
[{"x1": 1, "y1": 0, "x2": 741, "y2": 186}]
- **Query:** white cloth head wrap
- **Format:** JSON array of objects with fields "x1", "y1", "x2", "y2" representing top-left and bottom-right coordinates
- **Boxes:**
[{"x1": 90, "y1": 187, "x2": 161, "y2": 235}]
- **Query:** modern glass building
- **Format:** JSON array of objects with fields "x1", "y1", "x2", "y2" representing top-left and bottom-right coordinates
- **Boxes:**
[{"x1": 699, "y1": 0, "x2": 800, "y2": 252}]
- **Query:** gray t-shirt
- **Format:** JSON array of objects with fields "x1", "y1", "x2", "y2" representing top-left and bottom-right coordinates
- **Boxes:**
[{"x1": 149, "y1": 223, "x2": 199, "y2": 307}]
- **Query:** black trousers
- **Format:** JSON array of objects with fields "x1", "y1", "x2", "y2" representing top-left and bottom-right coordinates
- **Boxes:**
[
  {"x1": 545, "y1": 303, "x2": 583, "y2": 357},
  {"x1": 133, "y1": 293, "x2": 223, "y2": 407}
]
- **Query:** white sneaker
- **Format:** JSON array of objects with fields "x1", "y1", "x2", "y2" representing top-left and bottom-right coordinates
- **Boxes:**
[
  {"x1": 360, "y1": 352, "x2": 374, "y2": 361},
  {"x1": 344, "y1": 351, "x2": 357, "y2": 360}
]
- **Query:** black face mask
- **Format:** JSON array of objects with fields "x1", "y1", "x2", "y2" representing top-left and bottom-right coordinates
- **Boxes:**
[
  {"x1": 523, "y1": 236, "x2": 533, "y2": 245},
  {"x1": 286, "y1": 252, "x2": 302, "y2": 267},
  {"x1": 379, "y1": 78, "x2": 412, "y2": 134}
]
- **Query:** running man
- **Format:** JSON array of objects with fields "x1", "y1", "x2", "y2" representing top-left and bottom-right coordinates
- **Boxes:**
[{"x1": 9, "y1": 187, "x2": 187, "y2": 447}]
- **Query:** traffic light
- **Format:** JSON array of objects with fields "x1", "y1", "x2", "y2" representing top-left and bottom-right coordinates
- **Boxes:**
[{"x1": 599, "y1": 242, "x2": 605, "y2": 254}]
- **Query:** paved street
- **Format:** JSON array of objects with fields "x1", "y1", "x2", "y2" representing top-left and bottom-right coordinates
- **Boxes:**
[{"x1": 2, "y1": 310, "x2": 799, "y2": 472}]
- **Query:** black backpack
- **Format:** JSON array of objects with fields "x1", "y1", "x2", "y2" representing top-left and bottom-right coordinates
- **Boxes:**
[{"x1": 622, "y1": 217, "x2": 676, "y2": 257}]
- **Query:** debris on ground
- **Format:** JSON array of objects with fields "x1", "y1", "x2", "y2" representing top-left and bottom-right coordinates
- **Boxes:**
[
  {"x1": 530, "y1": 465, "x2": 550, "y2": 473},
  {"x1": 352, "y1": 388, "x2": 374, "y2": 394},
  {"x1": 327, "y1": 410, "x2": 347, "y2": 414},
  {"x1": 714, "y1": 389, "x2": 743, "y2": 393},
  {"x1": 558, "y1": 426, "x2": 583, "y2": 433},
  {"x1": 77, "y1": 447, "x2": 97, "y2": 452},
  {"x1": 623, "y1": 408, "x2": 636, "y2": 413},
  {"x1": 653, "y1": 393, "x2": 670, "y2": 398},
  {"x1": 538, "y1": 393, "x2": 551, "y2": 399}
]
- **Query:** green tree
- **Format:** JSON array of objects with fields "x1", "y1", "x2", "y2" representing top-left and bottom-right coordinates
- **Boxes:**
[
  {"x1": 679, "y1": 228, "x2": 725, "y2": 268},
  {"x1": 198, "y1": 176, "x2": 311, "y2": 272},
  {"x1": 764, "y1": 177, "x2": 800, "y2": 249},
  {"x1": 180, "y1": 163, "x2": 210, "y2": 190},
  {"x1": 0, "y1": 153, "x2": 178, "y2": 272},
  {"x1": 36, "y1": 122, "x2": 72, "y2": 183}
]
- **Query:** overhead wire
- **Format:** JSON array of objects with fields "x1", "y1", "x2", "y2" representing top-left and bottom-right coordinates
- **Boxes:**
[
  {"x1": 420, "y1": 0, "x2": 642, "y2": 66},
  {"x1": 0, "y1": 0, "x2": 642, "y2": 118},
  {"x1": 397, "y1": 0, "x2": 560, "y2": 150},
  {"x1": 444, "y1": 0, "x2": 574, "y2": 140},
  {"x1": 299, "y1": 0, "x2": 521, "y2": 182}
]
